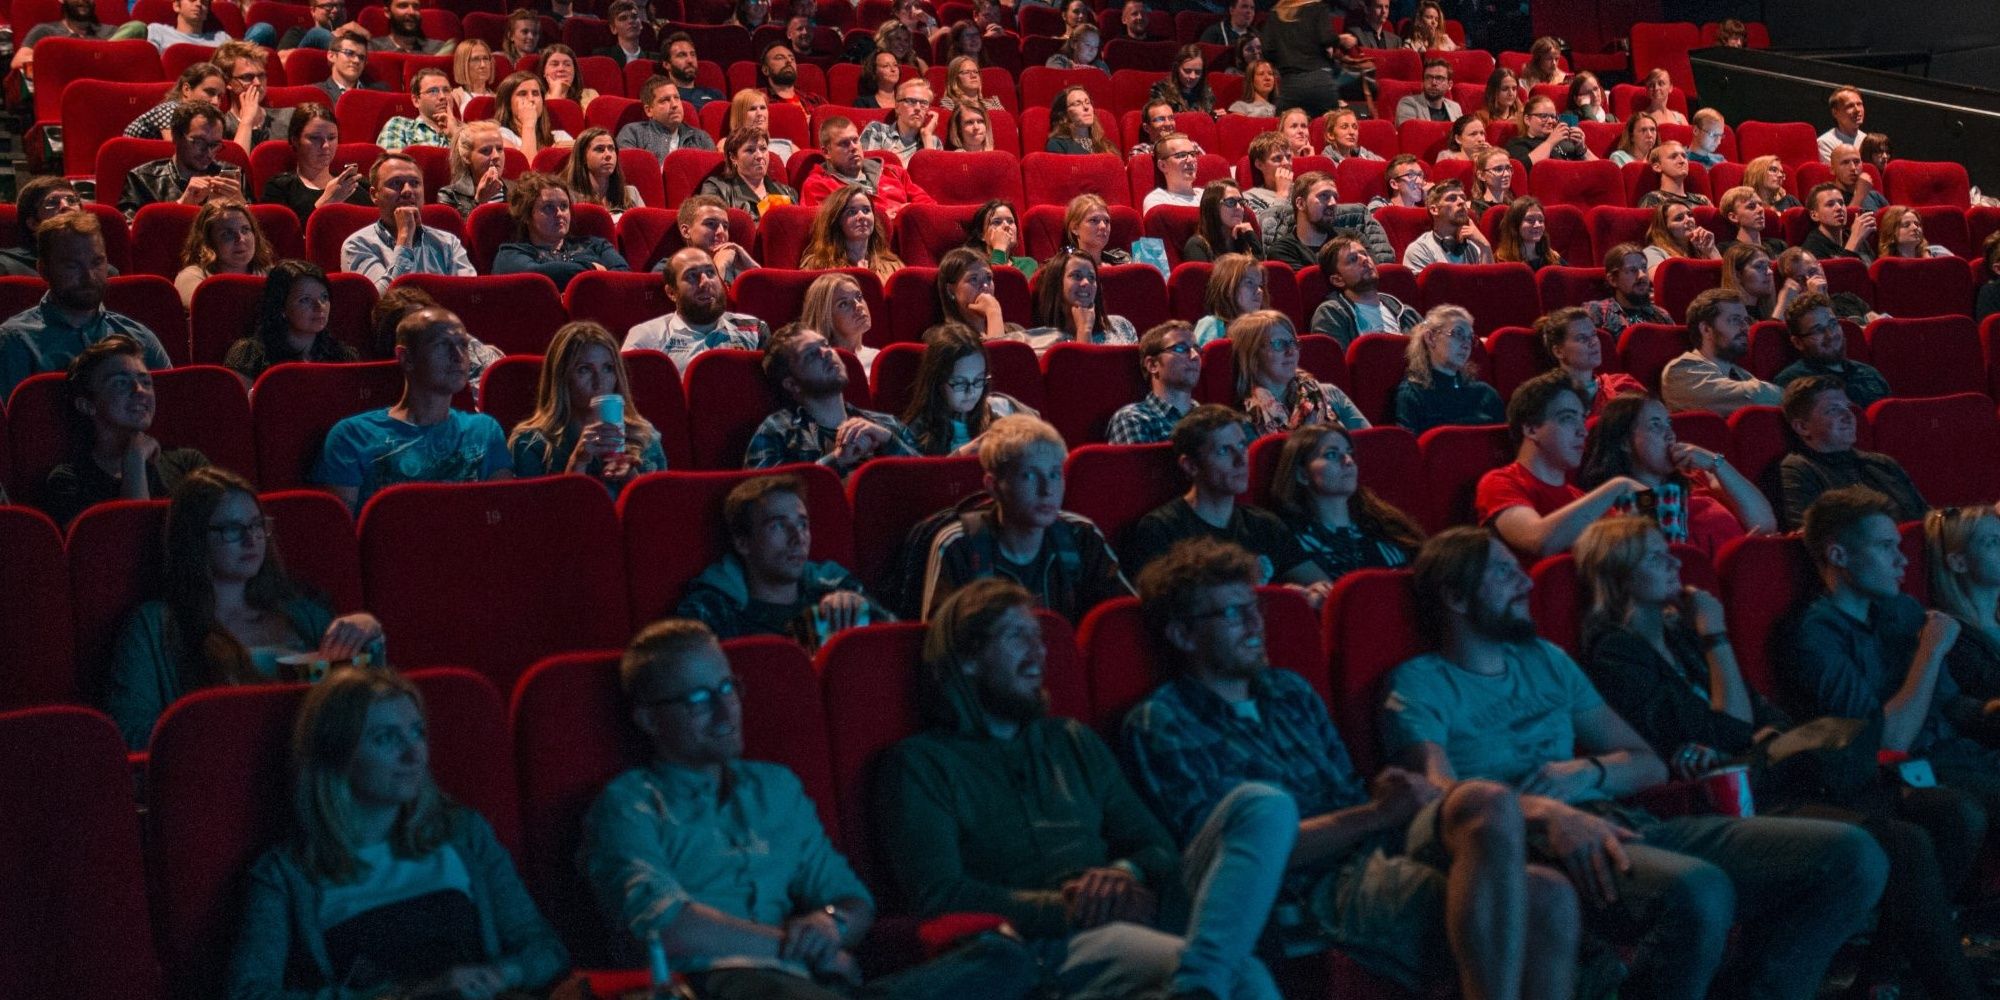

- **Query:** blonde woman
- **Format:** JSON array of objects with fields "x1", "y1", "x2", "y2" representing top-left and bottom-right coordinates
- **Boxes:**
[
  {"x1": 450, "y1": 38, "x2": 496, "y2": 112},
  {"x1": 1231, "y1": 308, "x2": 1366, "y2": 433},
  {"x1": 728, "y1": 90, "x2": 797, "y2": 163},
  {"x1": 1520, "y1": 36, "x2": 1569, "y2": 88},
  {"x1": 799, "y1": 271, "x2": 878, "y2": 367},
  {"x1": 1641, "y1": 200, "x2": 1719, "y2": 272},
  {"x1": 1876, "y1": 205, "x2": 1953, "y2": 259},
  {"x1": 438, "y1": 120, "x2": 510, "y2": 215},
  {"x1": 939, "y1": 55, "x2": 1001, "y2": 111},
  {"x1": 1744, "y1": 155, "x2": 1801, "y2": 212},
  {"x1": 1392, "y1": 304, "x2": 1501, "y2": 434},
  {"x1": 508, "y1": 321, "x2": 663, "y2": 487},
  {"x1": 173, "y1": 199, "x2": 274, "y2": 307},
  {"x1": 1193, "y1": 253, "x2": 1266, "y2": 345}
]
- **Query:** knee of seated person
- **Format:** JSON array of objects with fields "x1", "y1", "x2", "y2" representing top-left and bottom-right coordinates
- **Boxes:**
[
  {"x1": 1524, "y1": 867, "x2": 1581, "y2": 946},
  {"x1": 1441, "y1": 779, "x2": 1522, "y2": 844},
  {"x1": 1660, "y1": 858, "x2": 1735, "y2": 934},
  {"x1": 1824, "y1": 823, "x2": 1889, "y2": 894},
  {"x1": 1216, "y1": 781, "x2": 1300, "y2": 836}
]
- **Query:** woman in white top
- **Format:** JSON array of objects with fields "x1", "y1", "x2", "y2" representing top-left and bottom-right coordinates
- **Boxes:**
[
  {"x1": 1228, "y1": 60, "x2": 1278, "y2": 117},
  {"x1": 493, "y1": 71, "x2": 571, "y2": 160},
  {"x1": 174, "y1": 199, "x2": 273, "y2": 307},
  {"x1": 449, "y1": 39, "x2": 496, "y2": 113}
]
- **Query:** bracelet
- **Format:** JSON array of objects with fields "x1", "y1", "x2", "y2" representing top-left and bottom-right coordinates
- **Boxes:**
[
  {"x1": 1697, "y1": 632, "x2": 1731, "y2": 652},
  {"x1": 1586, "y1": 756, "x2": 1608, "y2": 788}
]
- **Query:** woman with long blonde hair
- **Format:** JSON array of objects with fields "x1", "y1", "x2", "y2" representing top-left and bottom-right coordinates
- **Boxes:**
[
  {"x1": 799, "y1": 186, "x2": 903, "y2": 279},
  {"x1": 798, "y1": 271, "x2": 878, "y2": 366},
  {"x1": 1392, "y1": 304, "x2": 1501, "y2": 434},
  {"x1": 507, "y1": 320, "x2": 663, "y2": 488}
]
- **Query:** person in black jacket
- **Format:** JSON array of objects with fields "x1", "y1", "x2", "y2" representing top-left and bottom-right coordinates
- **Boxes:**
[{"x1": 490, "y1": 173, "x2": 629, "y2": 288}]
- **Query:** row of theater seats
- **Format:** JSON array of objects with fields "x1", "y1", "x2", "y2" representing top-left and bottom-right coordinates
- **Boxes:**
[
  {"x1": 6, "y1": 386, "x2": 1999, "y2": 713},
  {"x1": 0, "y1": 500, "x2": 1928, "y2": 1000}
]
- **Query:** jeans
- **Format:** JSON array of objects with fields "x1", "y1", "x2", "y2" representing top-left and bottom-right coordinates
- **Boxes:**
[
  {"x1": 243, "y1": 21, "x2": 277, "y2": 46},
  {"x1": 292, "y1": 25, "x2": 332, "y2": 48},
  {"x1": 1595, "y1": 814, "x2": 1887, "y2": 1000},
  {"x1": 686, "y1": 932, "x2": 1039, "y2": 1000},
  {"x1": 1037, "y1": 783, "x2": 1295, "y2": 1000}
]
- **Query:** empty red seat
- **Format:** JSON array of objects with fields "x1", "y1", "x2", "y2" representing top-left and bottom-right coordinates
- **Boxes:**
[
  {"x1": 1321, "y1": 568, "x2": 1422, "y2": 773},
  {"x1": 0, "y1": 508, "x2": 73, "y2": 709},
  {"x1": 1529, "y1": 159, "x2": 1623, "y2": 210},
  {"x1": 359, "y1": 477, "x2": 630, "y2": 689},
  {"x1": 1097, "y1": 262, "x2": 1172, "y2": 334},
  {"x1": 1867, "y1": 393, "x2": 2000, "y2": 507},
  {"x1": 104, "y1": 274, "x2": 192, "y2": 366},
  {"x1": 1061, "y1": 442, "x2": 1181, "y2": 550},
  {"x1": 1723, "y1": 404, "x2": 1800, "y2": 493},
  {"x1": 1371, "y1": 206, "x2": 1431, "y2": 258},
  {"x1": 31, "y1": 38, "x2": 163, "y2": 129},
  {"x1": 1537, "y1": 264, "x2": 1612, "y2": 310},
  {"x1": 64, "y1": 499, "x2": 168, "y2": 719},
  {"x1": 61, "y1": 80, "x2": 174, "y2": 186},
  {"x1": 1417, "y1": 422, "x2": 1512, "y2": 531},
  {"x1": 894, "y1": 203, "x2": 984, "y2": 267},
  {"x1": 0, "y1": 706, "x2": 164, "y2": 1000},
  {"x1": 1653, "y1": 257, "x2": 1724, "y2": 321},
  {"x1": 752, "y1": 203, "x2": 820, "y2": 269},
  {"x1": 1869, "y1": 256, "x2": 1974, "y2": 320},
  {"x1": 560, "y1": 268, "x2": 670, "y2": 340},
  {"x1": 1585, "y1": 206, "x2": 1653, "y2": 264},
  {"x1": 1021, "y1": 151, "x2": 1132, "y2": 208},
  {"x1": 1863, "y1": 315, "x2": 1983, "y2": 398},
  {"x1": 1415, "y1": 262, "x2": 1539, "y2": 335},
  {"x1": 390, "y1": 272, "x2": 568, "y2": 355},
  {"x1": 1885, "y1": 160, "x2": 1972, "y2": 209},
  {"x1": 1039, "y1": 343, "x2": 1149, "y2": 446},
  {"x1": 250, "y1": 361, "x2": 403, "y2": 489},
  {"x1": 1735, "y1": 121, "x2": 1820, "y2": 169},
  {"x1": 1617, "y1": 323, "x2": 1688, "y2": 396},
  {"x1": 905, "y1": 149, "x2": 1025, "y2": 206},
  {"x1": 1715, "y1": 534, "x2": 1818, "y2": 697},
  {"x1": 1913, "y1": 206, "x2": 1972, "y2": 259},
  {"x1": 845, "y1": 455, "x2": 989, "y2": 589}
]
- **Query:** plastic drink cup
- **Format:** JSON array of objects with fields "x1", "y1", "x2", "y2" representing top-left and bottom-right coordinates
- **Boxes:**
[
  {"x1": 1697, "y1": 764, "x2": 1755, "y2": 817},
  {"x1": 592, "y1": 394, "x2": 624, "y2": 426}
]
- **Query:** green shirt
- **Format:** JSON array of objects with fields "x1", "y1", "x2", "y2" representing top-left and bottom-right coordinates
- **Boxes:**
[{"x1": 1381, "y1": 639, "x2": 1608, "y2": 798}]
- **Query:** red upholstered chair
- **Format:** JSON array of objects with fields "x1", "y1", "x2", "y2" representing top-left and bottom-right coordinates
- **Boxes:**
[
  {"x1": 680, "y1": 349, "x2": 815, "y2": 470},
  {"x1": 1417, "y1": 422, "x2": 1511, "y2": 532},
  {"x1": 1021, "y1": 151, "x2": 1133, "y2": 208},
  {"x1": 1415, "y1": 263, "x2": 1539, "y2": 336},
  {"x1": 0, "y1": 509, "x2": 72, "y2": 709},
  {"x1": 1536, "y1": 265, "x2": 1611, "y2": 310},
  {"x1": 615, "y1": 205, "x2": 757, "y2": 273},
  {"x1": 1529, "y1": 159, "x2": 1622, "y2": 210},
  {"x1": 1745, "y1": 320, "x2": 1798, "y2": 382},
  {"x1": 129, "y1": 202, "x2": 203, "y2": 279},
  {"x1": 1722, "y1": 404, "x2": 1797, "y2": 497},
  {"x1": 1670, "y1": 409, "x2": 1729, "y2": 457},
  {"x1": 1910, "y1": 206, "x2": 1972, "y2": 259},
  {"x1": 29, "y1": 38, "x2": 163, "y2": 129},
  {"x1": 1818, "y1": 256, "x2": 1874, "y2": 304},
  {"x1": 906, "y1": 149, "x2": 1025, "y2": 206},
  {"x1": 1616, "y1": 323, "x2": 1688, "y2": 396},
  {"x1": 1215, "y1": 114, "x2": 1277, "y2": 163},
  {"x1": 100, "y1": 275, "x2": 191, "y2": 365},
  {"x1": 1869, "y1": 256, "x2": 1973, "y2": 320},
  {"x1": 1321, "y1": 568, "x2": 1422, "y2": 773},
  {"x1": 1061, "y1": 442, "x2": 1181, "y2": 551},
  {"x1": 0, "y1": 706, "x2": 165, "y2": 1000},
  {"x1": 1868, "y1": 394, "x2": 2000, "y2": 507},
  {"x1": 250, "y1": 361, "x2": 404, "y2": 488},
  {"x1": 1653, "y1": 257, "x2": 1724, "y2": 321},
  {"x1": 1397, "y1": 119, "x2": 1453, "y2": 160},
  {"x1": 358, "y1": 477, "x2": 630, "y2": 689},
  {"x1": 753, "y1": 203, "x2": 820, "y2": 268},
  {"x1": 619, "y1": 464, "x2": 852, "y2": 619},
  {"x1": 1586, "y1": 206, "x2": 1652, "y2": 262},
  {"x1": 1863, "y1": 316, "x2": 1983, "y2": 398},
  {"x1": 1482, "y1": 326, "x2": 1550, "y2": 402},
  {"x1": 846, "y1": 455, "x2": 989, "y2": 589},
  {"x1": 60, "y1": 80, "x2": 175, "y2": 185},
  {"x1": 472, "y1": 355, "x2": 546, "y2": 433},
  {"x1": 1098, "y1": 262, "x2": 1171, "y2": 333},
  {"x1": 259, "y1": 489, "x2": 364, "y2": 614},
  {"x1": 1021, "y1": 203, "x2": 1142, "y2": 261},
  {"x1": 660, "y1": 149, "x2": 724, "y2": 205},
  {"x1": 63, "y1": 500, "x2": 168, "y2": 710},
  {"x1": 1715, "y1": 534, "x2": 1818, "y2": 698},
  {"x1": 1735, "y1": 121, "x2": 1819, "y2": 170},
  {"x1": 1039, "y1": 344, "x2": 1148, "y2": 446},
  {"x1": 334, "y1": 88, "x2": 417, "y2": 148},
  {"x1": 1334, "y1": 158, "x2": 1390, "y2": 205},
  {"x1": 561, "y1": 268, "x2": 670, "y2": 340},
  {"x1": 1885, "y1": 160, "x2": 1972, "y2": 209},
  {"x1": 389, "y1": 272, "x2": 568, "y2": 355},
  {"x1": 895, "y1": 203, "x2": 984, "y2": 266},
  {"x1": 1142, "y1": 205, "x2": 1202, "y2": 267}
]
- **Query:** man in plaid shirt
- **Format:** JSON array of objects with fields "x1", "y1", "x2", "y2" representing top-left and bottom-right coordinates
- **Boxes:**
[
  {"x1": 745, "y1": 326, "x2": 917, "y2": 475},
  {"x1": 1584, "y1": 243, "x2": 1672, "y2": 338},
  {"x1": 1106, "y1": 320, "x2": 1200, "y2": 445}
]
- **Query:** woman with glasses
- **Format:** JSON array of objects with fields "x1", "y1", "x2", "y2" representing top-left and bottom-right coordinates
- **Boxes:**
[
  {"x1": 102, "y1": 466, "x2": 387, "y2": 749},
  {"x1": 44, "y1": 336, "x2": 211, "y2": 529},
  {"x1": 1268, "y1": 424, "x2": 1425, "y2": 580},
  {"x1": 901, "y1": 323, "x2": 1036, "y2": 455},
  {"x1": 1507, "y1": 94, "x2": 1593, "y2": 165},
  {"x1": 1183, "y1": 180, "x2": 1262, "y2": 262},
  {"x1": 1392, "y1": 304, "x2": 1501, "y2": 434},
  {"x1": 1193, "y1": 253, "x2": 1266, "y2": 345},
  {"x1": 940, "y1": 56, "x2": 1002, "y2": 112},
  {"x1": 933, "y1": 248, "x2": 1023, "y2": 345},
  {"x1": 225, "y1": 259, "x2": 357, "y2": 382},
  {"x1": 1232, "y1": 309, "x2": 1366, "y2": 433},
  {"x1": 1467, "y1": 146, "x2": 1516, "y2": 216},
  {"x1": 263, "y1": 105, "x2": 370, "y2": 223},
  {"x1": 963, "y1": 200, "x2": 1036, "y2": 277},
  {"x1": 450, "y1": 38, "x2": 496, "y2": 112}
]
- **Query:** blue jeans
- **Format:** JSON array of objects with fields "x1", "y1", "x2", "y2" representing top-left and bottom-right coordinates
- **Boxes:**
[
  {"x1": 243, "y1": 21, "x2": 277, "y2": 46},
  {"x1": 1597, "y1": 814, "x2": 1887, "y2": 1000}
]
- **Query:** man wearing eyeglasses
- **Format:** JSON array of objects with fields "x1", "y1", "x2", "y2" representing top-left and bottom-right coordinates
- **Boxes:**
[
  {"x1": 118, "y1": 100, "x2": 243, "y2": 219},
  {"x1": 585, "y1": 618, "x2": 1037, "y2": 999},
  {"x1": 1394, "y1": 58, "x2": 1461, "y2": 125},
  {"x1": 1107, "y1": 321, "x2": 1201, "y2": 445},
  {"x1": 312, "y1": 29, "x2": 385, "y2": 104},
  {"x1": 1401, "y1": 180, "x2": 1490, "y2": 273},
  {"x1": 213, "y1": 40, "x2": 293, "y2": 153},
  {"x1": 376, "y1": 67, "x2": 460, "y2": 151},
  {"x1": 859, "y1": 78, "x2": 943, "y2": 166},
  {"x1": 676, "y1": 475, "x2": 887, "y2": 646},
  {"x1": 278, "y1": 0, "x2": 355, "y2": 48},
  {"x1": 1367, "y1": 154, "x2": 1429, "y2": 211}
]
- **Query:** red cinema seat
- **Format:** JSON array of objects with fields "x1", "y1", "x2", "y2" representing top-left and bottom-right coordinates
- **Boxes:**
[
  {"x1": 1398, "y1": 119, "x2": 1453, "y2": 160},
  {"x1": 659, "y1": 148, "x2": 721, "y2": 206},
  {"x1": 1143, "y1": 206, "x2": 1202, "y2": 267},
  {"x1": 561, "y1": 268, "x2": 671, "y2": 340},
  {"x1": 906, "y1": 149, "x2": 1025, "y2": 206},
  {"x1": 358, "y1": 477, "x2": 630, "y2": 689},
  {"x1": 473, "y1": 354, "x2": 548, "y2": 432},
  {"x1": 1869, "y1": 256, "x2": 1973, "y2": 320},
  {"x1": 752, "y1": 203, "x2": 820, "y2": 269},
  {"x1": 1864, "y1": 315, "x2": 1983, "y2": 398},
  {"x1": 1715, "y1": 533, "x2": 1818, "y2": 698},
  {"x1": 1416, "y1": 262, "x2": 1539, "y2": 336},
  {"x1": 1097, "y1": 262, "x2": 1172, "y2": 334},
  {"x1": 894, "y1": 203, "x2": 983, "y2": 267},
  {"x1": 1653, "y1": 257, "x2": 1724, "y2": 321},
  {"x1": 1867, "y1": 393, "x2": 2000, "y2": 507},
  {"x1": 259, "y1": 489, "x2": 365, "y2": 614},
  {"x1": 1735, "y1": 121, "x2": 1819, "y2": 170},
  {"x1": 1417, "y1": 422, "x2": 1512, "y2": 532},
  {"x1": 0, "y1": 509, "x2": 73, "y2": 709},
  {"x1": 1885, "y1": 160, "x2": 1971, "y2": 209},
  {"x1": 1723, "y1": 404, "x2": 1796, "y2": 495},
  {"x1": 1482, "y1": 326, "x2": 1553, "y2": 401},
  {"x1": 65, "y1": 500, "x2": 167, "y2": 711},
  {"x1": 60, "y1": 80, "x2": 173, "y2": 185},
  {"x1": 1062, "y1": 442, "x2": 1181, "y2": 551},
  {"x1": 1586, "y1": 206, "x2": 1652, "y2": 263},
  {"x1": 681, "y1": 348, "x2": 866, "y2": 470},
  {"x1": 4, "y1": 366, "x2": 250, "y2": 514},
  {"x1": 390, "y1": 273, "x2": 568, "y2": 355},
  {"x1": 0, "y1": 706, "x2": 164, "y2": 1000},
  {"x1": 30, "y1": 38, "x2": 163, "y2": 129},
  {"x1": 1321, "y1": 568, "x2": 1423, "y2": 773},
  {"x1": 1529, "y1": 159, "x2": 1622, "y2": 211},
  {"x1": 1745, "y1": 320, "x2": 1799, "y2": 382},
  {"x1": 1021, "y1": 202, "x2": 1143, "y2": 262},
  {"x1": 1617, "y1": 323, "x2": 1688, "y2": 396},
  {"x1": 1370, "y1": 206, "x2": 1430, "y2": 259},
  {"x1": 846, "y1": 455, "x2": 989, "y2": 589},
  {"x1": 302, "y1": 202, "x2": 380, "y2": 271},
  {"x1": 1334, "y1": 158, "x2": 1390, "y2": 205},
  {"x1": 619, "y1": 464, "x2": 853, "y2": 621},
  {"x1": 104, "y1": 274, "x2": 192, "y2": 366},
  {"x1": 250, "y1": 361, "x2": 403, "y2": 488},
  {"x1": 1039, "y1": 343, "x2": 1149, "y2": 446},
  {"x1": 1819, "y1": 256, "x2": 1874, "y2": 304},
  {"x1": 1537, "y1": 265, "x2": 1611, "y2": 310},
  {"x1": 1079, "y1": 587, "x2": 1324, "y2": 736},
  {"x1": 1913, "y1": 205, "x2": 1972, "y2": 259},
  {"x1": 334, "y1": 89, "x2": 417, "y2": 149},
  {"x1": 1337, "y1": 426, "x2": 1429, "y2": 538},
  {"x1": 1021, "y1": 152, "x2": 1133, "y2": 208}
]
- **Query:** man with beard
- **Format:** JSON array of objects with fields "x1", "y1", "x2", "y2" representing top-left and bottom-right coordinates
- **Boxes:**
[
  {"x1": 920, "y1": 415, "x2": 1132, "y2": 623},
  {"x1": 744, "y1": 325, "x2": 915, "y2": 473},
  {"x1": 312, "y1": 307, "x2": 510, "y2": 511},
  {"x1": 878, "y1": 576, "x2": 1292, "y2": 1000},
  {"x1": 1475, "y1": 371, "x2": 1647, "y2": 560},
  {"x1": 1660, "y1": 288, "x2": 1778, "y2": 417},
  {"x1": 1772, "y1": 292, "x2": 1889, "y2": 405},
  {"x1": 584, "y1": 618, "x2": 1037, "y2": 998},
  {"x1": 1310, "y1": 236, "x2": 1420, "y2": 347},
  {"x1": 758, "y1": 41, "x2": 823, "y2": 112},
  {"x1": 10, "y1": 0, "x2": 117, "y2": 85},
  {"x1": 1126, "y1": 538, "x2": 1589, "y2": 1000},
  {"x1": 1395, "y1": 59, "x2": 1461, "y2": 125},
  {"x1": 1582, "y1": 243, "x2": 1672, "y2": 338},
  {"x1": 1265, "y1": 172, "x2": 1393, "y2": 270},
  {"x1": 118, "y1": 100, "x2": 244, "y2": 219},
  {"x1": 624, "y1": 247, "x2": 767, "y2": 367},
  {"x1": 1401, "y1": 180, "x2": 1491, "y2": 272},
  {"x1": 369, "y1": 0, "x2": 452, "y2": 53},
  {"x1": 661, "y1": 32, "x2": 725, "y2": 112},
  {"x1": 376, "y1": 68, "x2": 461, "y2": 151},
  {"x1": 1799, "y1": 182, "x2": 1877, "y2": 263},
  {"x1": 1774, "y1": 377, "x2": 1925, "y2": 530},
  {"x1": 674, "y1": 474, "x2": 886, "y2": 644},
  {"x1": 340, "y1": 152, "x2": 475, "y2": 291},
  {"x1": 0, "y1": 212, "x2": 170, "y2": 400},
  {"x1": 1386, "y1": 526, "x2": 1887, "y2": 1000},
  {"x1": 1107, "y1": 320, "x2": 1201, "y2": 445},
  {"x1": 799, "y1": 117, "x2": 933, "y2": 220}
]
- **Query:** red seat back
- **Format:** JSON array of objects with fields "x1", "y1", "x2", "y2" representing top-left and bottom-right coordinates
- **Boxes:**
[
  {"x1": 1653, "y1": 257, "x2": 1723, "y2": 321},
  {"x1": 845, "y1": 455, "x2": 989, "y2": 589},
  {"x1": 1061, "y1": 442, "x2": 1181, "y2": 551},
  {"x1": 894, "y1": 202, "x2": 983, "y2": 267},
  {"x1": 1867, "y1": 393, "x2": 2000, "y2": 508},
  {"x1": 1020, "y1": 151, "x2": 1132, "y2": 209},
  {"x1": 1735, "y1": 121, "x2": 1819, "y2": 170},
  {"x1": 1869, "y1": 255, "x2": 1973, "y2": 320},
  {"x1": 1616, "y1": 323, "x2": 1688, "y2": 396},
  {"x1": 250, "y1": 361, "x2": 404, "y2": 489},
  {"x1": 1321, "y1": 568, "x2": 1423, "y2": 773},
  {"x1": 1716, "y1": 534, "x2": 1818, "y2": 698},
  {"x1": 1884, "y1": 160, "x2": 1971, "y2": 209},
  {"x1": 32, "y1": 39, "x2": 163, "y2": 125},
  {"x1": 1528, "y1": 159, "x2": 1622, "y2": 210},
  {"x1": 390, "y1": 273, "x2": 569, "y2": 355},
  {"x1": 1038, "y1": 343, "x2": 1148, "y2": 446},
  {"x1": 1863, "y1": 315, "x2": 1983, "y2": 398},
  {"x1": 1415, "y1": 262, "x2": 1539, "y2": 335},
  {"x1": 1417, "y1": 422, "x2": 1512, "y2": 532},
  {"x1": 905, "y1": 149, "x2": 1026, "y2": 206},
  {"x1": 1585, "y1": 206, "x2": 1652, "y2": 264},
  {"x1": 0, "y1": 509, "x2": 73, "y2": 708}
]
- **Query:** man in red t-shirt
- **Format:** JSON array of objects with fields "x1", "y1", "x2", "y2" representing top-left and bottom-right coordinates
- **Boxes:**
[{"x1": 1475, "y1": 372, "x2": 1646, "y2": 560}]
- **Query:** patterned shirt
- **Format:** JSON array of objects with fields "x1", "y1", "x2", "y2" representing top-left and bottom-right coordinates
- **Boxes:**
[
  {"x1": 621, "y1": 312, "x2": 768, "y2": 370},
  {"x1": 340, "y1": 221, "x2": 476, "y2": 292},
  {"x1": 376, "y1": 115, "x2": 452, "y2": 152},
  {"x1": 744, "y1": 402, "x2": 920, "y2": 474},
  {"x1": 0, "y1": 295, "x2": 171, "y2": 400},
  {"x1": 1583, "y1": 297, "x2": 1672, "y2": 338},
  {"x1": 122, "y1": 99, "x2": 182, "y2": 140},
  {"x1": 858, "y1": 121, "x2": 941, "y2": 166},
  {"x1": 1105, "y1": 392, "x2": 1187, "y2": 445}
]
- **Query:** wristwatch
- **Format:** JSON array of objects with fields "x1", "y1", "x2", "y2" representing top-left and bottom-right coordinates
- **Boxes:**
[{"x1": 823, "y1": 904, "x2": 849, "y2": 936}]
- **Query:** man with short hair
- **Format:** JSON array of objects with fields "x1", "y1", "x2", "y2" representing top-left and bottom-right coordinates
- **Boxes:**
[
  {"x1": 1774, "y1": 376, "x2": 1925, "y2": 530},
  {"x1": 1798, "y1": 182, "x2": 1877, "y2": 263},
  {"x1": 0, "y1": 213, "x2": 170, "y2": 400},
  {"x1": 312, "y1": 307, "x2": 511, "y2": 510},
  {"x1": 666, "y1": 196, "x2": 760, "y2": 285},
  {"x1": 146, "y1": 0, "x2": 231, "y2": 51},
  {"x1": 369, "y1": 0, "x2": 451, "y2": 53},
  {"x1": 618, "y1": 75, "x2": 715, "y2": 162},
  {"x1": 1265, "y1": 171, "x2": 1393, "y2": 269},
  {"x1": 118, "y1": 101, "x2": 243, "y2": 218},
  {"x1": 662, "y1": 32, "x2": 726, "y2": 111},
  {"x1": 1660, "y1": 287, "x2": 1780, "y2": 416},
  {"x1": 1817, "y1": 85, "x2": 1866, "y2": 164},
  {"x1": 878, "y1": 575, "x2": 1290, "y2": 1000},
  {"x1": 1106, "y1": 320, "x2": 1200, "y2": 445},
  {"x1": 583, "y1": 618, "x2": 1036, "y2": 996},
  {"x1": 1344, "y1": 0, "x2": 1398, "y2": 48},
  {"x1": 213, "y1": 40, "x2": 293, "y2": 153},
  {"x1": 376, "y1": 67, "x2": 460, "y2": 151},
  {"x1": 1772, "y1": 291, "x2": 1890, "y2": 406},
  {"x1": 1636, "y1": 141, "x2": 1710, "y2": 209},
  {"x1": 1582, "y1": 242, "x2": 1672, "y2": 338},
  {"x1": 10, "y1": 0, "x2": 116, "y2": 84},
  {"x1": 1401, "y1": 180, "x2": 1491, "y2": 272},
  {"x1": 798, "y1": 117, "x2": 934, "y2": 219},
  {"x1": 1123, "y1": 405, "x2": 1332, "y2": 597},
  {"x1": 625, "y1": 247, "x2": 769, "y2": 367},
  {"x1": 1127, "y1": 538, "x2": 1588, "y2": 1000},
  {"x1": 1310, "y1": 235, "x2": 1420, "y2": 347},
  {"x1": 1369, "y1": 154, "x2": 1429, "y2": 211},
  {"x1": 1141, "y1": 136, "x2": 1203, "y2": 211},
  {"x1": 746, "y1": 326, "x2": 917, "y2": 474},
  {"x1": 759, "y1": 41, "x2": 823, "y2": 112},
  {"x1": 1829, "y1": 143, "x2": 1888, "y2": 213},
  {"x1": 340, "y1": 153, "x2": 476, "y2": 291},
  {"x1": 1119, "y1": 0, "x2": 1150, "y2": 40},
  {"x1": 1387, "y1": 526, "x2": 1887, "y2": 1000},
  {"x1": 315, "y1": 29, "x2": 387, "y2": 105},
  {"x1": 859, "y1": 78, "x2": 943, "y2": 166},
  {"x1": 1129, "y1": 99, "x2": 1205, "y2": 159},
  {"x1": 1200, "y1": 0, "x2": 1254, "y2": 45},
  {"x1": 920, "y1": 415, "x2": 1132, "y2": 623},
  {"x1": 1242, "y1": 132, "x2": 1292, "y2": 223},
  {"x1": 676, "y1": 475, "x2": 887, "y2": 644},
  {"x1": 594, "y1": 0, "x2": 654, "y2": 65},
  {"x1": 785, "y1": 14, "x2": 825, "y2": 61},
  {"x1": 1395, "y1": 59, "x2": 1461, "y2": 124},
  {"x1": 1476, "y1": 371, "x2": 1645, "y2": 559},
  {"x1": 278, "y1": 0, "x2": 356, "y2": 49}
]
